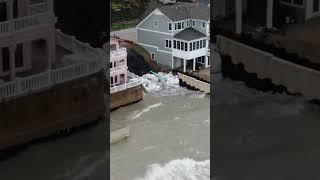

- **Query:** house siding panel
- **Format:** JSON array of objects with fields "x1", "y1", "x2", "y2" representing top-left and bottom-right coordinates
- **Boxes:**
[
  {"x1": 137, "y1": 29, "x2": 172, "y2": 51},
  {"x1": 138, "y1": 14, "x2": 172, "y2": 34},
  {"x1": 140, "y1": 44, "x2": 172, "y2": 67}
]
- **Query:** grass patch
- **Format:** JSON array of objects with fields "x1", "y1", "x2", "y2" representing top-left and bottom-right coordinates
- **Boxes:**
[{"x1": 111, "y1": 20, "x2": 139, "y2": 31}]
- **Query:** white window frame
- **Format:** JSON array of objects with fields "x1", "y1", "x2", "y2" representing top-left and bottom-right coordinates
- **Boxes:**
[
  {"x1": 154, "y1": 20, "x2": 158, "y2": 27},
  {"x1": 202, "y1": 22, "x2": 206, "y2": 29},
  {"x1": 151, "y1": 53, "x2": 155, "y2": 60},
  {"x1": 192, "y1": 20, "x2": 196, "y2": 27},
  {"x1": 169, "y1": 22, "x2": 172, "y2": 31},
  {"x1": 165, "y1": 39, "x2": 172, "y2": 48},
  {"x1": 280, "y1": 0, "x2": 305, "y2": 8}
]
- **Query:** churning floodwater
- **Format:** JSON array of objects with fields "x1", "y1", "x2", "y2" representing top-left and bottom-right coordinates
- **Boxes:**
[{"x1": 110, "y1": 73, "x2": 210, "y2": 180}]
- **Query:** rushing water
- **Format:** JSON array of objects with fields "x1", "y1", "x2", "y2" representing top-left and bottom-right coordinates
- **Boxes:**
[{"x1": 110, "y1": 73, "x2": 210, "y2": 180}]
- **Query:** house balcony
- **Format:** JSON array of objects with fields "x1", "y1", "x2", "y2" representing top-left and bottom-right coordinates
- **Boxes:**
[
  {"x1": 110, "y1": 47, "x2": 127, "y2": 60},
  {"x1": 172, "y1": 47, "x2": 208, "y2": 60},
  {"x1": 110, "y1": 63, "x2": 127, "y2": 76},
  {"x1": 0, "y1": 0, "x2": 53, "y2": 38}
]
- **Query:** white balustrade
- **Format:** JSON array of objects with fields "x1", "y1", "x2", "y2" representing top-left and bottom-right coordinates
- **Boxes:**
[
  {"x1": 0, "y1": 30, "x2": 105, "y2": 101},
  {"x1": 110, "y1": 72, "x2": 142, "y2": 94},
  {"x1": 0, "y1": 21, "x2": 9, "y2": 34}
]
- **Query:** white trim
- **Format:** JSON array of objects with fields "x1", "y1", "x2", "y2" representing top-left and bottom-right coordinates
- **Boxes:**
[
  {"x1": 280, "y1": 0, "x2": 305, "y2": 8},
  {"x1": 165, "y1": 39, "x2": 172, "y2": 48},
  {"x1": 137, "y1": 42, "x2": 172, "y2": 54},
  {"x1": 136, "y1": 27, "x2": 173, "y2": 36},
  {"x1": 136, "y1": 8, "x2": 172, "y2": 28},
  {"x1": 151, "y1": 53, "x2": 155, "y2": 60},
  {"x1": 154, "y1": 20, "x2": 158, "y2": 27}
]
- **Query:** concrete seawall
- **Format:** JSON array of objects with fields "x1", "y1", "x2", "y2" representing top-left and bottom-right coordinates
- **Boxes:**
[
  {"x1": 0, "y1": 72, "x2": 106, "y2": 150},
  {"x1": 110, "y1": 86, "x2": 143, "y2": 110},
  {"x1": 216, "y1": 35, "x2": 320, "y2": 100}
]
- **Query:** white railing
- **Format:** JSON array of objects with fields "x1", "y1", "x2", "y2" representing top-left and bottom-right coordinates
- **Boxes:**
[
  {"x1": 110, "y1": 72, "x2": 142, "y2": 94},
  {"x1": 110, "y1": 65, "x2": 127, "y2": 73},
  {"x1": 0, "y1": 21, "x2": 9, "y2": 34},
  {"x1": 13, "y1": 13, "x2": 50, "y2": 32},
  {"x1": 111, "y1": 48, "x2": 127, "y2": 59},
  {"x1": 0, "y1": 12, "x2": 51, "y2": 34},
  {"x1": 0, "y1": 30, "x2": 105, "y2": 101},
  {"x1": 29, "y1": 0, "x2": 46, "y2": 5},
  {"x1": 28, "y1": 3, "x2": 48, "y2": 15}
]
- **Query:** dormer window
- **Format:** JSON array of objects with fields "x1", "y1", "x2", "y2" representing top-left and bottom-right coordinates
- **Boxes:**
[
  {"x1": 154, "y1": 20, "x2": 158, "y2": 27},
  {"x1": 202, "y1": 22, "x2": 206, "y2": 28},
  {"x1": 169, "y1": 23, "x2": 172, "y2": 30},
  {"x1": 186, "y1": 21, "x2": 189, "y2": 27},
  {"x1": 182, "y1": 22, "x2": 184, "y2": 29},
  {"x1": 192, "y1": 21, "x2": 195, "y2": 27},
  {"x1": 178, "y1": 22, "x2": 181, "y2": 29}
]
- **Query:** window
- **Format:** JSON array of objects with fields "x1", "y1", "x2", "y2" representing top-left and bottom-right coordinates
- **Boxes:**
[
  {"x1": 178, "y1": 23, "x2": 181, "y2": 29},
  {"x1": 196, "y1": 41, "x2": 200, "y2": 49},
  {"x1": 185, "y1": 43, "x2": 188, "y2": 51},
  {"x1": 2, "y1": 47, "x2": 10, "y2": 71},
  {"x1": 174, "y1": 40, "x2": 176, "y2": 49},
  {"x1": 181, "y1": 42, "x2": 184, "y2": 50},
  {"x1": 155, "y1": 20, "x2": 158, "y2": 27},
  {"x1": 111, "y1": 77, "x2": 114, "y2": 84},
  {"x1": 200, "y1": 40, "x2": 203, "y2": 49},
  {"x1": 115, "y1": 75, "x2": 118, "y2": 83},
  {"x1": 203, "y1": 39, "x2": 206, "y2": 48},
  {"x1": 166, "y1": 40, "x2": 172, "y2": 48},
  {"x1": 202, "y1": 22, "x2": 206, "y2": 28},
  {"x1": 192, "y1": 21, "x2": 195, "y2": 27},
  {"x1": 177, "y1": 41, "x2": 180, "y2": 49},
  {"x1": 186, "y1": 21, "x2": 189, "y2": 27},
  {"x1": 314, "y1": 0, "x2": 319, "y2": 12},
  {"x1": 193, "y1": 42, "x2": 196, "y2": 50},
  {"x1": 169, "y1": 23, "x2": 172, "y2": 30},
  {"x1": 0, "y1": 3, "x2": 7, "y2": 22},
  {"x1": 182, "y1": 22, "x2": 184, "y2": 29},
  {"x1": 151, "y1": 53, "x2": 155, "y2": 60},
  {"x1": 189, "y1": 43, "x2": 192, "y2": 51},
  {"x1": 109, "y1": 62, "x2": 113, "y2": 68},
  {"x1": 175, "y1": 23, "x2": 177, "y2": 30}
]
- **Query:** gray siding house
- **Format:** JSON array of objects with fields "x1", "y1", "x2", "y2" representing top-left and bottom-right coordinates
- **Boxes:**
[{"x1": 136, "y1": 3, "x2": 210, "y2": 72}]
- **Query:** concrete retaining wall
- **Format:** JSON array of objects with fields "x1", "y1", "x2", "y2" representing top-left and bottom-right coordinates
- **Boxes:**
[
  {"x1": 216, "y1": 35, "x2": 320, "y2": 100},
  {"x1": 110, "y1": 85, "x2": 143, "y2": 110},
  {"x1": 178, "y1": 73, "x2": 210, "y2": 94},
  {"x1": 0, "y1": 72, "x2": 106, "y2": 150}
]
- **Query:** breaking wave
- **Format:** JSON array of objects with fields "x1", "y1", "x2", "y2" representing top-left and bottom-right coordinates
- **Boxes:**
[
  {"x1": 135, "y1": 158, "x2": 210, "y2": 180},
  {"x1": 141, "y1": 72, "x2": 190, "y2": 97}
]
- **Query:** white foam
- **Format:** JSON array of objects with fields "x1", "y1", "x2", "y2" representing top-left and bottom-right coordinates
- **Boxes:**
[
  {"x1": 141, "y1": 72, "x2": 190, "y2": 97},
  {"x1": 135, "y1": 158, "x2": 210, "y2": 180},
  {"x1": 131, "y1": 102, "x2": 163, "y2": 120}
]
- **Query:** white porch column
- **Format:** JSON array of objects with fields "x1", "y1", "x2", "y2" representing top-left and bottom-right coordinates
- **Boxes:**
[
  {"x1": 236, "y1": 0, "x2": 243, "y2": 34},
  {"x1": 0, "y1": 48, "x2": 2, "y2": 73},
  {"x1": 9, "y1": 45, "x2": 16, "y2": 80},
  {"x1": 183, "y1": 59, "x2": 186, "y2": 72},
  {"x1": 193, "y1": 58, "x2": 196, "y2": 71},
  {"x1": 305, "y1": 0, "x2": 314, "y2": 21},
  {"x1": 205, "y1": 56, "x2": 209, "y2": 68},
  {"x1": 266, "y1": 0, "x2": 274, "y2": 29},
  {"x1": 171, "y1": 57, "x2": 174, "y2": 69}
]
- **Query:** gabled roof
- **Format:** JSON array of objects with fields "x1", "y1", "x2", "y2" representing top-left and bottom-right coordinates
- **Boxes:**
[
  {"x1": 173, "y1": 28, "x2": 206, "y2": 41},
  {"x1": 158, "y1": 3, "x2": 210, "y2": 21}
]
